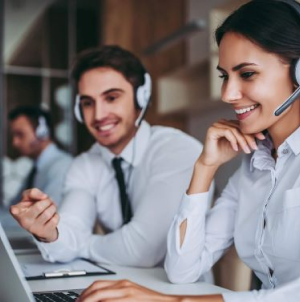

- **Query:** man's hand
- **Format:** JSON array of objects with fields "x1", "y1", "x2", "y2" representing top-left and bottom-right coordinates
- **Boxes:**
[{"x1": 10, "y1": 188, "x2": 59, "y2": 242}]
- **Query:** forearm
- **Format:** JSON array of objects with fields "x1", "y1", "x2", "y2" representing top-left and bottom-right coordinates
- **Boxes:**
[
  {"x1": 87, "y1": 225, "x2": 164, "y2": 267},
  {"x1": 187, "y1": 161, "x2": 218, "y2": 195},
  {"x1": 180, "y1": 295, "x2": 224, "y2": 302},
  {"x1": 165, "y1": 193, "x2": 212, "y2": 284}
]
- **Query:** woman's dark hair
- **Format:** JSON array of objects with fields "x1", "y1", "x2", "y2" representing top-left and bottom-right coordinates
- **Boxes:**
[
  {"x1": 71, "y1": 45, "x2": 147, "y2": 94},
  {"x1": 215, "y1": 0, "x2": 300, "y2": 65}
]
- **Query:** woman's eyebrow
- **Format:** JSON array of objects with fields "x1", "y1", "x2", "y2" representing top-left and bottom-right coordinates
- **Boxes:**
[{"x1": 217, "y1": 62, "x2": 257, "y2": 72}]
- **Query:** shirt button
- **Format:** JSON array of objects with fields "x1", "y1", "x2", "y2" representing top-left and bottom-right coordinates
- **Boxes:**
[{"x1": 282, "y1": 149, "x2": 289, "y2": 154}]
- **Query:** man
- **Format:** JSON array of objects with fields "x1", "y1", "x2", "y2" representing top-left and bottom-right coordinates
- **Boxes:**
[
  {"x1": 11, "y1": 46, "x2": 212, "y2": 268},
  {"x1": 8, "y1": 106, "x2": 73, "y2": 206}
]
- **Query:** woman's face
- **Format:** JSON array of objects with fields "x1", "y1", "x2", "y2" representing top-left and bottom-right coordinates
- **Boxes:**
[{"x1": 218, "y1": 32, "x2": 300, "y2": 137}]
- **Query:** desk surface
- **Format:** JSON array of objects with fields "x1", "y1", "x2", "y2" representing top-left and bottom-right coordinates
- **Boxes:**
[{"x1": 17, "y1": 254, "x2": 230, "y2": 296}]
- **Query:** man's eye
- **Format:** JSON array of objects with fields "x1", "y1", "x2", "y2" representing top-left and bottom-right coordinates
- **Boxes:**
[
  {"x1": 241, "y1": 72, "x2": 255, "y2": 79},
  {"x1": 106, "y1": 95, "x2": 117, "y2": 102},
  {"x1": 81, "y1": 99, "x2": 93, "y2": 107}
]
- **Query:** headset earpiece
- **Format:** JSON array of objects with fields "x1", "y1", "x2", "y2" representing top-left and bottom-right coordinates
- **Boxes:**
[
  {"x1": 293, "y1": 58, "x2": 300, "y2": 85},
  {"x1": 136, "y1": 73, "x2": 152, "y2": 109},
  {"x1": 35, "y1": 116, "x2": 50, "y2": 140},
  {"x1": 74, "y1": 95, "x2": 84, "y2": 123},
  {"x1": 135, "y1": 73, "x2": 152, "y2": 127}
]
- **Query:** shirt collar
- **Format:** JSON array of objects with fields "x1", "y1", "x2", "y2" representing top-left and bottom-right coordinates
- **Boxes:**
[
  {"x1": 250, "y1": 135, "x2": 274, "y2": 172},
  {"x1": 95, "y1": 121, "x2": 151, "y2": 167},
  {"x1": 36, "y1": 143, "x2": 57, "y2": 170},
  {"x1": 250, "y1": 125, "x2": 300, "y2": 171},
  {"x1": 285, "y1": 125, "x2": 300, "y2": 156}
]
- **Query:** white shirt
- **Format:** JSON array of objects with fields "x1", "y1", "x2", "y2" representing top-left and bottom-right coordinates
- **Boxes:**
[
  {"x1": 37, "y1": 121, "x2": 204, "y2": 268},
  {"x1": 165, "y1": 126, "x2": 300, "y2": 302},
  {"x1": 34, "y1": 144, "x2": 73, "y2": 206}
]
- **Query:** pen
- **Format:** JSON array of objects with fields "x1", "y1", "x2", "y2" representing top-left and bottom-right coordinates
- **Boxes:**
[{"x1": 44, "y1": 270, "x2": 86, "y2": 278}]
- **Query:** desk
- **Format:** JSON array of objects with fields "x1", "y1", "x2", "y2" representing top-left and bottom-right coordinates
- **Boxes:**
[{"x1": 17, "y1": 254, "x2": 230, "y2": 296}]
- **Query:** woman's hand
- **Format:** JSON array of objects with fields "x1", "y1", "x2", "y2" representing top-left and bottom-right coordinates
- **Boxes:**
[
  {"x1": 199, "y1": 119, "x2": 265, "y2": 168},
  {"x1": 187, "y1": 119, "x2": 265, "y2": 194},
  {"x1": 77, "y1": 279, "x2": 179, "y2": 302},
  {"x1": 77, "y1": 280, "x2": 224, "y2": 302}
]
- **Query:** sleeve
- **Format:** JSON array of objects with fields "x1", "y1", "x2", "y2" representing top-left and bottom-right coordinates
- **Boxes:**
[
  {"x1": 80, "y1": 137, "x2": 205, "y2": 267},
  {"x1": 222, "y1": 277, "x2": 300, "y2": 302},
  {"x1": 36, "y1": 153, "x2": 101, "y2": 263},
  {"x1": 165, "y1": 167, "x2": 241, "y2": 284}
]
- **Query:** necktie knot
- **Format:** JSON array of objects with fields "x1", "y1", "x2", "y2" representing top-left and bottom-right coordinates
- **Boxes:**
[
  {"x1": 112, "y1": 157, "x2": 132, "y2": 224},
  {"x1": 112, "y1": 157, "x2": 123, "y2": 172}
]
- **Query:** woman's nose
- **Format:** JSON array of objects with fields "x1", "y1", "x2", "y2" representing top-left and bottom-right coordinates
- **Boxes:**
[{"x1": 221, "y1": 79, "x2": 243, "y2": 104}]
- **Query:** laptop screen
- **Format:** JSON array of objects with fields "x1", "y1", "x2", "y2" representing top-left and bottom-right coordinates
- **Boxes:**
[{"x1": 0, "y1": 221, "x2": 34, "y2": 302}]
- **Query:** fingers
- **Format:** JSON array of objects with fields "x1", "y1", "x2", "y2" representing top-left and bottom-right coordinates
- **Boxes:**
[
  {"x1": 36, "y1": 203, "x2": 57, "y2": 225},
  {"x1": 213, "y1": 119, "x2": 261, "y2": 153},
  {"x1": 212, "y1": 122, "x2": 250, "y2": 153},
  {"x1": 78, "y1": 280, "x2": 134, "y2": 302},
  {"x1": 254, "y1": 132, "x2": 266, "y2": 140},
  {"x1": 79, "y1": 288, "x2": 128, "y2": 302},
  {"x1": 10, "y1": 201, "x2": 35, "y2": 216},
  {"x1": 10, "y1": 191, "x2": 59, "y2": 241},
  {"x1": 80, "y1": 280, "x2": 128, "y2": 300},
  {"x1": 22, "y1": 188, "x2": 48, "y2": 201}
]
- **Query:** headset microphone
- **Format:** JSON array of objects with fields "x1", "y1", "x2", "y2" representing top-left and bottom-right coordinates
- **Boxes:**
[
  {"x1": 135, "y1": 101, "x2": 150, "y2": 127},
  {"x1": 274, "y1": 86, "x2": 300, "y2": 116}
]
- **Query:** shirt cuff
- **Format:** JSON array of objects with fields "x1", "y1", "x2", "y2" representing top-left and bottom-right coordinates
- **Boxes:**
[
  {"x1": 34, "y1": 223, "x2": 67, "y2": 262},
  {"x1": 223, "y1": 291, "x2": 255, "y2": 302},
  {"x1": 178, "y1": 192, "x2": 210, "y2": 218}
]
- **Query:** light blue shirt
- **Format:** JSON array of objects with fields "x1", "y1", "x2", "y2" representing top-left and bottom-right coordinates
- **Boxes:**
[
  {"x1": 33, "y1": 143, "x2": 73, "y2": 206},
  {"x1": 165, "y1": 126, "x2": 300, "y2": 302}
]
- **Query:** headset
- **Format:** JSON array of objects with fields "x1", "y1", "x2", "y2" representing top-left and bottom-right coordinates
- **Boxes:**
[
  {"x1": 74, "y1": 73, "x2": 152, "y2": 127},
  {"x1": 274, "y1": 0, "x2": 300, "y2": 116},
  {"x1": 35, "y1": 116, "x2": 50, "y2": 140}
]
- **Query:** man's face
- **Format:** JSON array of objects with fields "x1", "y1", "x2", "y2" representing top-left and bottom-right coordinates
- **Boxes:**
[
  {"x1": 78, "y1": 67, "x2": 140, "y2": 155},
  {"x1": 10, "y1": 115, "x2": 40, "y2": 158}
]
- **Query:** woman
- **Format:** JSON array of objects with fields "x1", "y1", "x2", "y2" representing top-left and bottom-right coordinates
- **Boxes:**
[{"x1": 77, "y1": 0, "x2": 300, "y2": 301}]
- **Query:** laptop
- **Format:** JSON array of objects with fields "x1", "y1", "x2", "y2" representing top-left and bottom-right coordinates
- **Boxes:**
[{"x1": 0, "y1": 221, "x2": 83, "y2": 302}]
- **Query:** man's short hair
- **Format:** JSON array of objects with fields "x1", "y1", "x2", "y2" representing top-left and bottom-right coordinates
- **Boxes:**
[
  {"x1": 8, "y1": 106, "x2": 52, "y2": 137},
  {"x1": 71, "y1": 45, "x2": 147, "y2": 94}
]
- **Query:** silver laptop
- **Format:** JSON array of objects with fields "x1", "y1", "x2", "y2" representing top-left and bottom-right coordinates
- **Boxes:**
[{"x1": 0, "y1": 222, "x2": 83, "y2": 302}]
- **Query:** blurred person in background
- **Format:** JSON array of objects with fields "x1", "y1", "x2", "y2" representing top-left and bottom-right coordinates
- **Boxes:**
[{"x1": 8, "y1": 106, "x2": 73, "y2": 206}]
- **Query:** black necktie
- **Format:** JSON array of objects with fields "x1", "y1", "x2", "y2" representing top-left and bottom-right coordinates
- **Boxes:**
[
  {"x1": 25, "y1": 165, "x2": 37, "y2": 189},
  {"x1": 112, "y1": 158, "x2": 133, "y2": 224}
]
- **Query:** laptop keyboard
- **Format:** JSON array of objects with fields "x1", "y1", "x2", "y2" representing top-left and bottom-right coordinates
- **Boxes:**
[{"x1": 34, "y1": 291, "x2": 80, "y2": 302}]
